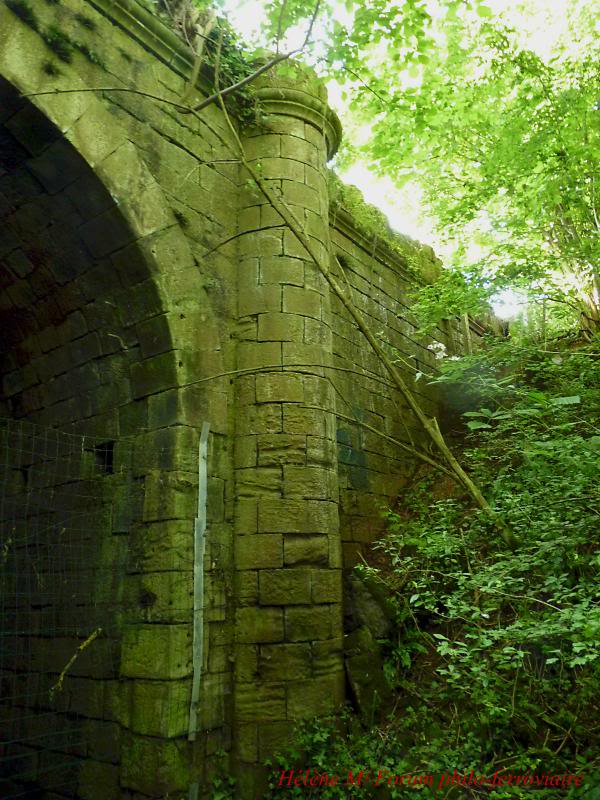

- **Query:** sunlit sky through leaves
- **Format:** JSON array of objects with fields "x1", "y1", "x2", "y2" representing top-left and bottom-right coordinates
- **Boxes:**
[{"x1": 220, "y1": 0, "x2": 587, "y2": 318}]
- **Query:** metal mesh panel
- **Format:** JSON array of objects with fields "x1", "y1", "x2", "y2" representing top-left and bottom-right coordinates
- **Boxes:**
[{"x1": 0, "y1": 417, "x2": 131, "y2": 798}]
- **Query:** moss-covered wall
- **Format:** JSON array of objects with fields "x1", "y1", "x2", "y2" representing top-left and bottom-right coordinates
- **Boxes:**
[
  {"x1": 0, "y1": 2, "x2": 484, "y2": 798},
  {"x1": 327, "y1": 193, "x2": 479, "y2": 566}
]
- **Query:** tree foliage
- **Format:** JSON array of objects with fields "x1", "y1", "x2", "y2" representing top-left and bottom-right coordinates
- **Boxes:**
[{"x1": 264, "y1": 0, "x2": 600, "y2": 336}]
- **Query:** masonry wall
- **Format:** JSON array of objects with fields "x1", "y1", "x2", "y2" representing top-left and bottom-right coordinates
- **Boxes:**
[
  {"x1": 0, "y1": 1, "x2": 485, "y2": 798},
  {"x1": 328, "y1": 208, "x2": 479, "y2": 566},
  {"x1": 0, "y1": 0, "x2": 237, "y2": 796}
]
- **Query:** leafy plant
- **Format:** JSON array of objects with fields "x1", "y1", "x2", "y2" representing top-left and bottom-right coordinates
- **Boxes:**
[{"x1": 266, "y1": 344, "x2": 600, "y2": 798}]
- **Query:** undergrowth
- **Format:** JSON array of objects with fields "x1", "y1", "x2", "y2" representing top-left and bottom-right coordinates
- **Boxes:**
[{"x1": 265, "y1": 339, "x2": 600, "y2": 799}]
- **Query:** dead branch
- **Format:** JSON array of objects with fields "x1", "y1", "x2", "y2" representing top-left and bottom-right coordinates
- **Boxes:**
[{"x1": 49, "y1": 627, "x2": 102, "y2": 698}]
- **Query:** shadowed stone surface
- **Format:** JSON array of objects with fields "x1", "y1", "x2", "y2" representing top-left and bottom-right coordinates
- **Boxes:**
[{"x1": 0, "y1": 2, "x2": 487, "y2": 797}]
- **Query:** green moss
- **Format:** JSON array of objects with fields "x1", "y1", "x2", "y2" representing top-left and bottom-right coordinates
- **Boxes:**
[
  {"x1": 5, "y1": 0, "x2": 39, "y2": 31},
  {"x1": 173, "y1": 210, "x2": 189, "y2": 229},
  {"x1": 74, "y1": 41, "x2": 105, "y2": 68},
  {"x1": 328, "y1": 171, "x2": 440, "y2": 282},
  {"x1": 74, "y1": 12, "x2": 96, "y2": 30},
  {"x1": 43, "y1": 25, "x2": 73, "y2": 63},
  {"x1": 42, "y1": 60, "x2": 61, "y2": 76}
]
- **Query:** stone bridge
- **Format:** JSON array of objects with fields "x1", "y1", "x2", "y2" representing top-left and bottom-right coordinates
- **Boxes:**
[{"x1": 0, "y1": 1, "x2": 481, "y2": 797}]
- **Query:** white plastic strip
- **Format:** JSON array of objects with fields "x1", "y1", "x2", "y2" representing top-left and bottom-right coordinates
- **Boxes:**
[{"x1": 188, "y1": 421, "x2": 210, "y2": 743}]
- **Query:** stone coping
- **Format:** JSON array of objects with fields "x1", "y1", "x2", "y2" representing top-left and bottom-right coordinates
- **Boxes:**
[
  {"x1": 88, "y1": 0, "x2": 203, "y2": 82},
  {"x1": 254, "y1": 86, "x2": 343, "y2": 160},
  {"x1": 88, "y1": 0, "x2": 343, "y2": 159}
]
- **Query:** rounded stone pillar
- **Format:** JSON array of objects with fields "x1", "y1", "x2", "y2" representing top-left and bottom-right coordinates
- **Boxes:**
[{"x1": 232, "y1": 63, "x2": 344, "y2": 794}]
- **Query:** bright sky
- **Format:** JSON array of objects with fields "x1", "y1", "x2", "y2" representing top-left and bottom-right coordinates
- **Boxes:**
[{"x1": 221, "y1": 0, "x2": 583, "y2": 318}]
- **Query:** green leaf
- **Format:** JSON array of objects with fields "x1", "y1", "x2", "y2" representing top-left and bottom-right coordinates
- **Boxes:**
[
  {"x1": 467, "y1": 421, "x2": 493, "y2": 430},
  {"x1": 552, "y1": 395, "x2": 581, "y2": 405},
  {"x1": 476, "y1": 5, "x2": 493, "y2": 17}
]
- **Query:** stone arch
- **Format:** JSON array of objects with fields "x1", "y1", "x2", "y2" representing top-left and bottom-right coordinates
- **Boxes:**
[{"x1": 0, "y1": 49, "x2": 221, "y2": 798}]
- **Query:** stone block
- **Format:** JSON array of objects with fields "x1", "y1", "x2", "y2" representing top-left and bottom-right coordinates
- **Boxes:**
[
  {"x1": 239, "y1": 229, "x2": 283, "y2": 258},
  {"x1": 237, "y1": 341, "x2": 282, "y2": 371},
  {"x1": 80, "y1": 205, "x2": 137, "y2": 259},
  {"x1": 285, "y1": 605, "x2": 334, "y2": 642},
  {"x1": 283, "y1": 405, "x2": 328, "y2": 437},
  {"x1": 124, "y1": 572, "x2": 192, "y2": 623},
  {"x1": 311, "y1": 569, "x2": 342, "y2": 603},
  {"x1": 257, "y1": 312, "x2": 303, "y2": 342},
  {"x1": 238, "y1": 257, "x2": 260, "y2": 291},
  {"x1": 235, "y1": 497, "x2": 259, "y2": 534},
  {"x1": 82, "y1": 719, "x2": 121, "y2": 763},
  {"x1": 234, "y1": 435, "x2": 257, "y2": 468},
  {"x1": 258, "y1": 720, "x2": 296, "y2": 759},
  {"x1": 312, "y1": 636, "x2": 344, "y2": 676},
  {"x1": 237, "y1": 467, "x2": 282, "y2": 497},
  {"x1": 244, "y1": 134, "x2": 282, "y2": 160},
  {"x1": 286, "y1": 673, "x2": 345, "y2": 719},
  {"x1": 282, "y1": 466, "x2": 337, "y2": 500},
  {"x1": 238, "y1": 204, "x2": 261, "y2": 232},
  {"x1": 283, "y1": 341, "x2": 327, "y2": 369},
  {"x1": 306, "y1": 435, "x2": 336, "y2": 466},
  {"x1": 258, "y1": 568, "x2": 311, "y2": 605},
  {"x1": 257, "y1": 434, "x2": 306, "y2": 466},
  {"x1": 261, "y1": 203, "x2": 286, "y2": 228},
  {"x1": 235, "y1": 722, "x2": 258, "y2": 762},
  {"x1": 280, "y1": 136, "x2": 319, "y2": 166},
  {"x1": 238, "y1": 285, "x2": 282, "y2": 317},
  {"x1": 283, "y1": 286, "x2": 322, "y2": 319},
  {"x1": 260, "y1": 256, "x2": 305, "y2": 286},
  {"x1": 281, "y1": 179, "x2": 321, "y2": 210},
  {"x1": 236, "y1": 535, "x2": 283, "y2": 569},
  {"x1": 283, "y1": 229, "x2": 311, "y2": 259},
  {"x1": 128, "y1": 520, "x2": 193, "y2": 573},
  {"x1": 129, "y1": 680, "x2": 190, "y2": 737},
  {"x1": 131, "y1": 352, "x2": 178, "y2": 398},
  {"x1": 236, "y1": 607, "x2": 284, "y2": 643},
  {"x1": 120, "y1": 732, "x2": 190, "y2": 795},
  {"x1": 259, "y1": 157, "x2": 305, "y2": 182},
  {"x1": 235, "y1": 683, "x2": 286, "y2": 722},
  {"x1": 121, "y1": 624, "x2": 191, "y2": 679},
  {"x1": 235, "y1": 571, "x2": 259, "y2": 606},
  {"x1": 198, "y1": 671, "x2": 227, "y2": 730},
  {"x1": 258, "y1": 642, "x2": 311, "y2": 681},
  {"x1": 142, "y1": 471, "x2": 197, "y2": 522},
  {"x1": 236, "y1": 403, "x2": 283, "y2": 436},
  {"x1": 258, "y1": 497, "x2": 305, "y2": 533},
  {"x1": 262, "y1": 116, "x2": 306, "y2": 138},
  {"x1": 235, "y1": 644, "x2": 259, "y2": 680},
  {"x1": 304, "y1": 316, "x2": 332, "y2": 345},
  {"x1": 255, "y1": 372, "x2": 303, "y2": 403},
  {"x1": 284, "y1": 534, "x2": 330, "y2": 566},
  {"x1": 304, "y1": 163, "x2": 327, "y2": 192},
  {"x1": 302, "y1": 374, "x2": 332, "y2": 406}
]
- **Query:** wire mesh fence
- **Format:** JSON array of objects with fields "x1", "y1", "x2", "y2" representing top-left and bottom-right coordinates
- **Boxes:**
[{"x1": 0, "y1": 417, "x2": 135, "y2": 798}]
